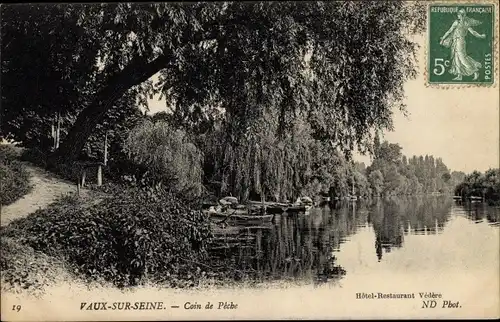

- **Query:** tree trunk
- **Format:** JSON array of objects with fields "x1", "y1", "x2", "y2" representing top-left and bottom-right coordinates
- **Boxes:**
[
  {"x1": 97, "y1": 165, "x2": 102, "y2": 186},
  {"x1": 51, "y1": 123, "x2": 56, "y2": 151},
  {"x1": 51, "y1": 92, "x2": 120, "y2": 164},
  {"x1": 50, "y1": 53, "x2": 173, "y2": 164},
  {"x1": 55, "y1": 112, "x2": 61, "y2": 149},
  {"x1": 81, "y1": 170, "x2": 86, "y2": 187},
  {"x1": 104, "y1": 131, "x2": 108, "y2": 166}
]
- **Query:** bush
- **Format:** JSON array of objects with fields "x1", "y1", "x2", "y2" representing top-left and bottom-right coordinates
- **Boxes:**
[
  {"x1": 124, "y1": 120, "x2": 204, "y2": 196},
  {"x1": 0, "y1": 145, "x2": 22, "y2": 163},
  {"x1": 1, "y1": 236, "x2": 71, "y2": 297},
  {"x1": 0, "y1": 146, "x2": 32, "y2": 206},
  {"x1": 1, "y1": 187, "x2": 213, "y2": 288},
  {"x1": 19, "y1": 147, "x2": 48, "y2": 168}
]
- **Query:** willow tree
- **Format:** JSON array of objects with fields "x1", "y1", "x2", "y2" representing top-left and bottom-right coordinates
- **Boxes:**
[
  {"x1": 124, "y1": 119, "x2": 204, "y2": 195},
  {"x1": 1, "y1": 2, "x2": 425, "y2": 163}
]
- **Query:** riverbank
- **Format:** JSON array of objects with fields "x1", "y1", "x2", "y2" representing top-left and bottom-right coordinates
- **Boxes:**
[{"x1": 0, "y1": 160, "x2": 266, "y2": 297}]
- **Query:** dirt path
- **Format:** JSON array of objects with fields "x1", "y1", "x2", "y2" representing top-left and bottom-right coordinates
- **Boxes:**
[{"x1": 1, "y1": 162, "x2": 88, "y2": 226}]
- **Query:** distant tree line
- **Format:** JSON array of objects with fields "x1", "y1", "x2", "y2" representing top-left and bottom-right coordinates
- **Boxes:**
[
  {"x1": 454, "y1": 169, "x2": 500, "y2": 205},
  {"x1": 350, "y1": 138, "x2": 461, "y2": 199}
]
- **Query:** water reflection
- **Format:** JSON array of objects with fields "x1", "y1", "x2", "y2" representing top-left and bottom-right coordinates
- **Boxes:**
[
  {"x1": 456, "y1": 200, "x2": 500, "y2": 227},
  {"x1": 208, "y1": 196, "x2": 499, "y2": 286}
]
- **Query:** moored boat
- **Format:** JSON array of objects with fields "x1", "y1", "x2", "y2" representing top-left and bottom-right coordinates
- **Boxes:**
[
  {"x1": 204, "y1": 207, "x2": 249, "y2": 216},
  {"x1": 285, "y1": 205, "x2": 309, "y2": 213},
  {"x1": 468, "y1": 196, "x2": 484, "y2": 202},
  {"x1": 264, "y1": 206, "x2": 287, "y2": 214},
  {"x1": 208, "y1": 212, "x2": 274, "y2": 223},
  {"x1": 247, "y1": 200, "x2": 289, "y2": 207},
  {"x1": 318, "y1": 196, "x2": 330, "y2": 203},
  {"x1": 285, "y1": 196, "x2": 313, "y2": 213},
  {"x1": 219, "y1": 196, "x2": 239, "y2": 206}
]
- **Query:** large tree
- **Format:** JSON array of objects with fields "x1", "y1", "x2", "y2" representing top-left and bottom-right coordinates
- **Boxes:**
[{"x1": 1, "y1": 2, "x2": 426, "y2": 163}]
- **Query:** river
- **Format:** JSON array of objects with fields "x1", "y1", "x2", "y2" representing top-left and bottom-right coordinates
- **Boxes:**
[{"x1": 208, "y1": 196, "x2": 500, "y2": 288}]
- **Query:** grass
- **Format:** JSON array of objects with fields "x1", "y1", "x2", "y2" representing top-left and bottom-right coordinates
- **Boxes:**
[
  {"x1": 0, "y1": 145, "x2": 32, "y2": 206},
  {"x1": 0, "y1": 236, "x2": 74, "y2": 298}
]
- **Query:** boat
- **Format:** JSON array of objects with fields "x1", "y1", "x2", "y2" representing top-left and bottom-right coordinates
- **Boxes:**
[
  {"x1": 297, "y1": 196, "x2": 313, "y2": 204},
  {"x1": 247, "y1": 200, "x2": 289, "y2": 207},
  {"x1": 204, "y1": 206, "x2": 248, "y2": 216},
  {"x1": 247, "y1": 200, "x2": 289, "y2": 214},
  {"x1": 468, "y1": 196, "x2": 484, "y2": 203},
  {"x1": 219, "y1": 196, "x2": 239, "y2": 206},
  {"x1": 285, "y1": 205, "x2": 309, "y2": 213},
  {"x1": 209, "y1": 212, "x2": 274, "y2": 223},
  {"x1": 318, "y1": 196, "x2": 330, "y2": 203},
  {"x1": 264, "y1": 205, "x2": 287, "y2": 214},
  {"x1": 203, "y1": 204, "x2": 275, "y2": 223},
  {"x1": 286, "y1": 196, "x2": 313, "y2": 213}
]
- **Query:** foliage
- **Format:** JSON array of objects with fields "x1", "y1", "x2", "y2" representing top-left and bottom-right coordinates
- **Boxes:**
[
  {"x1": 1, "y1": 188, "x2": 213, "y2": 288},
  {"x1": 1, "y1": 236, "x2": 70, "y2": 297},
  {"x1": 0, "y1": 146, "x2": 32, "y2": 206},
  {"x1": 82, "y1": 95, "x2": 146, "y2": 162},
  {"x1": 366, "y1": 140, "x2": 455, "y2": 197},
  {"x1": 1, "y1": 4, "x2": 98, "y2": 149},
  {"x1": 368, "y1": 170, "x2": 384, "y2": 197},
  {"x1": 200, "y1": 130, "x2": 458, "y2": 201},
  {"x1": 1, "y1": 2, "x2": 427, "y2": 163},
  {"x1": 454, "y1": 169, "x2": 500, "y2": 205},
  {"x1": 0, "y1": 144, "x2": 21, "y2": 163},
  {"x1": 200, "y1": 115, "x2": 361, "y2": 202},
  {"x1": 19, "y1": 147, "x2": 48, "y2": 168},
  {"x1": 124, "y1": 120, "x2": 204, "y2": 196},
  {"x1": 1, "y1": 2, "x2": 429, "y2": 205},
  {"x1": 0, "y1": 4, "x2": 149, "y2": 155}
]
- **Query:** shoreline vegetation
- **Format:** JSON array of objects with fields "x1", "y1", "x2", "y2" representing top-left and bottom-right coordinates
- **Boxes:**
[
  {"x1": 0, "y1": 146, "x2": 33, "y2": 209},
  {"x1": 453, "y1": 169, "x2": 500, "y2": 206},
  {"x1": 0, "y1": 2, "x2": 498, "y2": 298}
]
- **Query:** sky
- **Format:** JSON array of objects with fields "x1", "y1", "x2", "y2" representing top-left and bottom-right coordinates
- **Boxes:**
[
  {"x1": 146, "y1": 35, "x2": 499, "y2": 174},
  {"x1": 362, "y1": 34, "x2": 499, "y2": 173}
]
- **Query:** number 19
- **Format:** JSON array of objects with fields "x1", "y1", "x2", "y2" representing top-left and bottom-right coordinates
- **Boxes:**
[{"x1": 12, "y1": 305, "x2": 21, "y2": 312}]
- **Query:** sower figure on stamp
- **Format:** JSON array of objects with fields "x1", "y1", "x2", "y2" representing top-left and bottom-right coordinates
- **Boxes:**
[{"x1": 439, "y1": 8, "x2": 486, "y2": 81}]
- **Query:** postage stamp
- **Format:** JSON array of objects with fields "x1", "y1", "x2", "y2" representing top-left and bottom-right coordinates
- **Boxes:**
[{"x1": 428, "y1": 3, "x2": 495, "y2": 85}]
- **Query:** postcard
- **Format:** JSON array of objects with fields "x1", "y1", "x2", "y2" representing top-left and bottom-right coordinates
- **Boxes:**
[{"x1": 1, "y1": 1, "x2": 498, "y2": 320}]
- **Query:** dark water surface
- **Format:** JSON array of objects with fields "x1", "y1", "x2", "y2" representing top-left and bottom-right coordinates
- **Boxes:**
[{"x1": 209, "y1": 196, "x2": 500, "y2": 287}]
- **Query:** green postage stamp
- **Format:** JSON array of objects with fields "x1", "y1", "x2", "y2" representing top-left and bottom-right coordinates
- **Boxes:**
[{"x1": 428, "y1": 3, "x2": 496, "y2": 85}]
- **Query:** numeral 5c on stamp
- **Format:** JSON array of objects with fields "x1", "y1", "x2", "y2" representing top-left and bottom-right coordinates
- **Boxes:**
[{"x1": 428, "y1": 3, "x2": 495, "y2": 85}]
